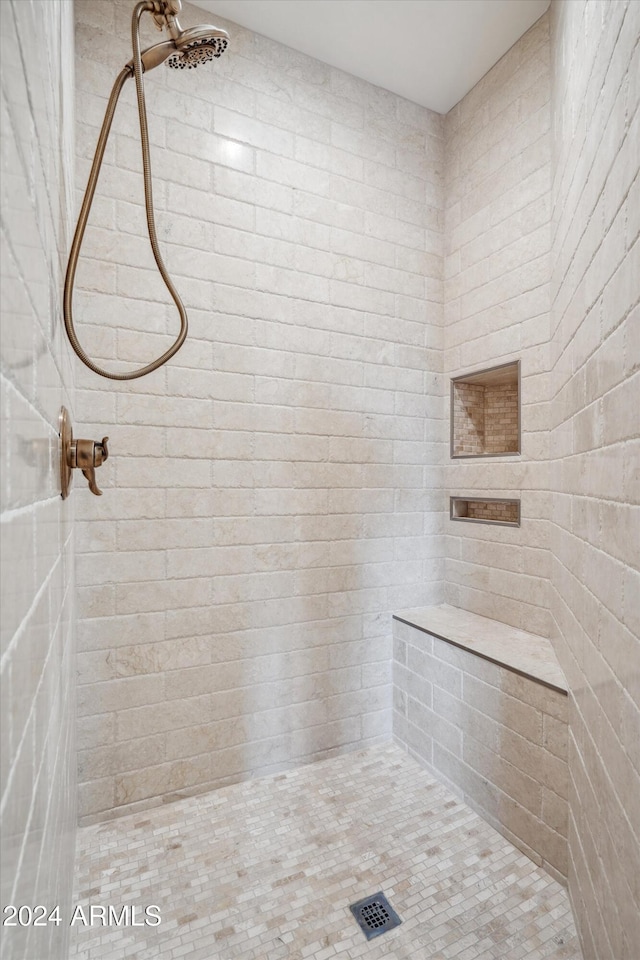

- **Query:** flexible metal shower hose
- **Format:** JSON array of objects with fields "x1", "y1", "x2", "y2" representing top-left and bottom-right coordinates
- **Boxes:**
[{"x1": 63, "y1": 0, "x2": 187, "y2": 380}]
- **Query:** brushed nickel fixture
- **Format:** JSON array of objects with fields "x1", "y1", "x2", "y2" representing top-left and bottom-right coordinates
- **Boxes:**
[
  {"x1": 63, "y1": 0, "x2": 229, "y2": 381},
  {"x1": 59, "y1": 407, "x2": 109, "y2": 498}
]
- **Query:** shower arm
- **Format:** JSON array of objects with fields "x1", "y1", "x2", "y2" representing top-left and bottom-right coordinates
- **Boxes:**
[{"x1": 63, "y1": 0, "x2": 188, "y2": 381}]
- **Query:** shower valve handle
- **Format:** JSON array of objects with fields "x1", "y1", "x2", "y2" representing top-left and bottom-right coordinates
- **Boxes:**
[{"x1": 72, "y1": 437, "x2": 110, "y2": 497}]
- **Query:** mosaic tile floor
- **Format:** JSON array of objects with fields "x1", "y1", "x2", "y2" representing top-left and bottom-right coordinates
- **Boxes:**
[{"x1": 71, "y1": 743, "x2": 582, "y2": 960}]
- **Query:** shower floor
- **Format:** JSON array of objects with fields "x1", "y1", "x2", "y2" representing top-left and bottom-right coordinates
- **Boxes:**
[{"x1": 71, "y1": 743, "x2": 581, "y2": 960}]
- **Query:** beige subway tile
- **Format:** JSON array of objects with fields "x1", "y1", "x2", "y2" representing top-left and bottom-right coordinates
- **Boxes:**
[
  {"x1": 77, "y1": 650, "x2": 116, "y2": 684},
  {"x1": 115, "y1": 577, "x2": 211, "y2": 615},
  {"x1": 78, "y1": 611, "x2": 165, "y2": 651},
  {"x1": 115, "y1": 695, "x2": 214, "y2": 741},
  {"x1": 78, "y1": 734, "x2": 165, "y2": 781},
  {"x1": 408, "y1": 645, "x2": 463, "y2": 696},
  {"x1": 76, "y1": 712, "x2": 116, "y2": 752},
  {"x1": 165, "y1": 720, "x2": 247, "y2": 761},
  {"x1": 462, "y1": 736, "x2": 543, "y2": 816},
  {"x1": 543, "y1": 713, "x2": 568, "y2": 760},
  {"x1": 462, "y1": 675, "x2": 543, "y2": 744},
  {"x1": 115, "y1": 754, "x2": 212, "y2": 807},
  {"x1": 77, "y1": 675, "x2": 165, "y2": 716},
  {"x1": 542, "y1": 786, "x2": 569, "y2": 838},
  {"x1": 77, "y1": 776, "x2": 115, "y2": 819}
]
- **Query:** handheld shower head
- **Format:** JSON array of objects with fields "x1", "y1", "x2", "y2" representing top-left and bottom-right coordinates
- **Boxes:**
[
  {"x1": 145, "y1": 0, "x2": 229, "y2": 71},
  {"x1": 134, "y1": 0, "x2": 229, "y2": 74},
  {"x1": 166, "y1": 25, "x2": 229, "y2": 69},
  {"x1": 64, "y1": 0, "x2": 232, "y2": 381},
  {"x1": 135, "y1": 24, "x2": 229, "y2": 73}
]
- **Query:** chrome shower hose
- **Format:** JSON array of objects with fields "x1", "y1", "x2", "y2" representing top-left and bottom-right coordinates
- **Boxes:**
[{"x1": 63, "y1": 0, "x2": 187, "y2": 380}]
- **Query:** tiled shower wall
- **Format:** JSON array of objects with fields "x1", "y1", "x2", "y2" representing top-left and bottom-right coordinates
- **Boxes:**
[
  {"x1": 452, "y1": 381, "x2": 484, "y2": 455},
  {"x1": 483, "y1": 383, "x2": 519, "y2": 454},
  {"x1": 73, "y1": 0, "x2": 445, "y2": 822},
  {"x1": 443, "y1": 15, "x2": 552, "y2": 638},
  {"x1": 549, "y1": 1, "x2": 640, "y2": 956},
  {"x1": 0, "y1": 2, "x2": 76, "y2": 959},
  {"x1": 392, "y1": 617, "x2": 570, "y2": 880}
]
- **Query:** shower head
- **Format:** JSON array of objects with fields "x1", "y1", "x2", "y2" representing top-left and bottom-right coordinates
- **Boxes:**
[
  {"x1": 133, "y1": 25, "x2": 228, "y2": 74},
  {"x1": 166, "y1": 24, "x2": 229, "y2": 69},
  {"x1": 138, "y1": 0, "x2": 228, "y2": 72},
  {"x1": 64, "y1": 0, "x2": 232, "y2": 382}
]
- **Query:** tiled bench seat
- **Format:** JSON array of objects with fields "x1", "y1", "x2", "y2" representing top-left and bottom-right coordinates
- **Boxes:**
[{"x1": 392, "y1": 604, "x2": 569, "y2": 882}]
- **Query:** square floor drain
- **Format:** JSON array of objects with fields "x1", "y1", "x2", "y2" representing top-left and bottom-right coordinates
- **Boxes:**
[{"x1": 349, "y1": 891, "x2": 402, "y2": 940}]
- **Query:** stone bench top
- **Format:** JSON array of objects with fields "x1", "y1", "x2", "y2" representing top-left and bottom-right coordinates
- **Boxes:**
[{"x1": 393, "y1": 604, "x2": 568, "y2": 694}]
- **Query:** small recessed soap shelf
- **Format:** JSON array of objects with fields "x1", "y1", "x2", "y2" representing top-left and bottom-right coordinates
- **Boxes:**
[
  {"x1": 451, "y1": 360, "x2": 520, "y2": 458},
  {"x1": 450, "y1": 497, "x2": 520, "y2": 527}
]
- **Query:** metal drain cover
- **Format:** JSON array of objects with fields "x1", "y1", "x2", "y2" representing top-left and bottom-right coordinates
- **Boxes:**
[{"x1": 349, "y1": 891, "x2": 402, "y2": 940}]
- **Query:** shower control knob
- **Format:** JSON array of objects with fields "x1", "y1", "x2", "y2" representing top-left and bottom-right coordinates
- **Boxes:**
[
  {"x1": 72, "y1": 436, "x2": 110, "y2": 497},
  {"x1": 59, "y1": 407, "x2": 110, "y2": 500}
]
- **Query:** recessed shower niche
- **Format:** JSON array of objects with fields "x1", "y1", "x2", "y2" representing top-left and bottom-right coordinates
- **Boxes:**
[
  {"x1": 451, "y1": 361, "x2": 520, "y2": 458},
  {"x1": 450, "y1": 496, "x2": 521, "y2": 527}
]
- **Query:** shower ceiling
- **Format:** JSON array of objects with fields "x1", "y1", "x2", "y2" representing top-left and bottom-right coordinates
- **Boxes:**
[{"x1": 193, "y1": 0, "x2": 550, "y2": 113}]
